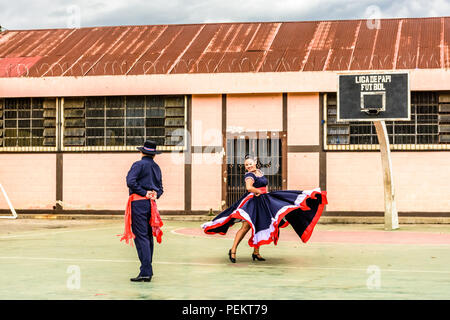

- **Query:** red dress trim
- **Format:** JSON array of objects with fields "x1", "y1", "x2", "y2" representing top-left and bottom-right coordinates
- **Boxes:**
[{"x1": 203, "y1": 190, "x2": 327, "y2": 248}]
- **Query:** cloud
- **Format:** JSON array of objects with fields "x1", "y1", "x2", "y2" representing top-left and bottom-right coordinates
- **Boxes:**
[{"x1": 0, "y1": 0, "x2": 449, "y2": 30}]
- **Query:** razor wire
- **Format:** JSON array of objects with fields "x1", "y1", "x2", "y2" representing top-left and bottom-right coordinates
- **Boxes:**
[{"x1": 0, "y1": 53, "x2": 446, "y2": 78}]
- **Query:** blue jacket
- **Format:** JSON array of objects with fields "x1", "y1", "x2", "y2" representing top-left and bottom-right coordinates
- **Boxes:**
[{"x1": 126, "y1": 156, "x2": 164, "y2": 199}]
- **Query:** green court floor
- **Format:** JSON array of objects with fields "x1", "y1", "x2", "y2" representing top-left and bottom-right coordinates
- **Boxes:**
[{"x1": 0, "y1": 219, "x2": 449, "y2": 300}]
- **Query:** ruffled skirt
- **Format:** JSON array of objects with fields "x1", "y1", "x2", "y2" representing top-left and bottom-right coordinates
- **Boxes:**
[{"x1": 201, "y1": 188, "x2": 328, "y2": 247}]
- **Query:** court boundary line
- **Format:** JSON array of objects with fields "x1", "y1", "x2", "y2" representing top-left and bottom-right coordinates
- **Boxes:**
[
  {"x1": 0, "y1": 226, "x2": 120, "y2": 239},
  {"x1": 0, "y1": 255, "x2": 449, "y2": 274},
  {"x1": 0, "y1": 225, "x2": 178, "y2": 239},
  {"x1": 170, "y1": 227, "x2": 450, "y2": 246}
]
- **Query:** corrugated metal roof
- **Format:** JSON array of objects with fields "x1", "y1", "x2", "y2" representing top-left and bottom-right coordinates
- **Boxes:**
[{"x1": 0, "y1": 17, "x2": 449, "y2": 78}]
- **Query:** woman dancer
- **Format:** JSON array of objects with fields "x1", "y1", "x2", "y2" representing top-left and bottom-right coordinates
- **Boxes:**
[{"x1": 202, "y1": 154, "x2": 327, "y2": 263}]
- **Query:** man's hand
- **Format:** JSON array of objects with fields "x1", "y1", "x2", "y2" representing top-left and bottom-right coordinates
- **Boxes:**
[{"x1": 146, "y1": 190, "x2": 157, "y2": 200}]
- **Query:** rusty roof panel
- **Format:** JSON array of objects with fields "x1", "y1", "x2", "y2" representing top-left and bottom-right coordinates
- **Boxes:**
[
  {"x1": 65, "y1": 26, "x2": 131, "y2": 76},
  {"x1": 0, "y1": 56, "x2": 41, "y2": 77},
  {"x1": 417, "y1": 17, "x2": 441, "y2": 69},
  {"x1": 445, "y1": 17, "x2": 450, "y2": 69},
  {"x1": 0, "y1": 30, "x2": 37, "y2": 57},
  {"x1": 31, "y1": 27, "x2": 105, "y2": 76},
  {"x1": 370, "y1": 19, "x2": 399, "y2": 70},
  {"x1": 349, "y1": 21, "x2": 378, "y2": 70},
  {"x1": 26, "y1": 28, "x2": 89, "y2": 76},
  {"x1": 259, "y1": 23, "x2": 297, "y2": 72},
  {"x1": 0, "y1": 17, "x2": 447, "y2": 78},
  {"x1": 127, "y1": 25, "x2": 183, "y2": 75},
  {"x1": 304, "y1": 21, "x2": 340, "y2": 71},
  {"x1": 192, "y1": 51, "x2": 225, "y2": 73},
  {"x1": 302, "y1": 49, "x2": 329, "y2": 71},
  {"x1": 84, "y1": 25, "x2": 154, "y2": 76},
  {"x1": 238, "y1": 51, "x2": 265, "y2": 72},
  {"x1": 171, "y1": 24, "x2": 220, "y2": 74},
  {"x1": 246, "y1": 23, "x2": 279, "y2": 52},
  {"x1": 325, "y1": 20, "x2": 360, "y2": 70},
  {"x1": 396, "y1": 19, "x2": 420, "y2": 69},
  {"x1": 154, "y1": 24, "x2": 204, "y2": 74},
  {"x1": 276, "y1": 21, "x2": 318, "y2": 72},
  {"x1": 216, "y1": 24, "x2": 261, "y2": 73},
  {"x1": 189, "y1": 24, "x2": 236, "y2": 73},
  {"x1": 227, "y1": 23, "x2": 259, "y2": 52}
]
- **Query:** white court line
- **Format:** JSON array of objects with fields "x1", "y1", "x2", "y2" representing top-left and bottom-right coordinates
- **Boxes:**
[
  {"x1": 0, "y1": 255, "x2": 449, "y2": 274},
  {"x1": 0, "y1": 226, "x2": 120, "y2": 239},
  {"x1": 0, "y1": 256, "x2": 227, "y2": 267},
  {"x1": 0, "y1": 225, "x2": 178, "y2": 239},
  {"x1": 170, "y1": 228, "x2": 450, "y2": 246}
]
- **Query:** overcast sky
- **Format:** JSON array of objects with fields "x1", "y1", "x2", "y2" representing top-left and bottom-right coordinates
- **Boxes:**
[{"x1": 1, "y1": 0, "x2": 449, "y2": 30}]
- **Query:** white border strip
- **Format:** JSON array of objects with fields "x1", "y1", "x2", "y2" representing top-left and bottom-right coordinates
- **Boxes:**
[
  {"x1": 0, "y1": 256, "x2": 448, "y2": 274},
  {"x1": 0, "y1": 183, "x2": 17, "y2": 219}
]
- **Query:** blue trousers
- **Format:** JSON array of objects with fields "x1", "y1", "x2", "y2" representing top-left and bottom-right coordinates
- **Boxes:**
[{"x1": 131, "y1": 199, "x2": 153, "y2": 277}]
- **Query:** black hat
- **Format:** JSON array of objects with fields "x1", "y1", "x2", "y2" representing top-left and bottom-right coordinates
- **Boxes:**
[{"x1": 137, "y1": 140, "x2": 162, "y2": 155}]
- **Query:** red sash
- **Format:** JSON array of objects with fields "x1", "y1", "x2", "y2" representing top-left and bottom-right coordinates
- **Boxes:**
[
  {"x1": 118, "y1": 194, "x2": 163, "y2": 246},
  {"x1": 256, "y1": 187, "x2": 267, "y2": 194}
]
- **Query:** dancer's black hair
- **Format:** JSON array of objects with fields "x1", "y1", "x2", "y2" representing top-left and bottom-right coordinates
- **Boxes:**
[{"x1": 244, "y1": 154, "x2": 261, "y2": 169}]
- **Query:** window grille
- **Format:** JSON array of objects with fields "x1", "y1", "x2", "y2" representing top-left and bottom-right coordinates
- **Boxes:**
[
  {"x1": 324, "y1": 92, "x2": 449, "y2": 150},
  {"x1": 0, "y1": 98, "x2": 57, "y2": 151},
  {"x1": 439, "y1": 93, "x2": 450, "y2": 143},
  {"x1": 62, "y1": 95, "x2": 186, "y2": 151},
  {"x1": 0, "y1": 95, "x2": 186, "y2": 152}
]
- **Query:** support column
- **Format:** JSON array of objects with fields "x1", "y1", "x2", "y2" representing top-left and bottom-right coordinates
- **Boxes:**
[{"x1": 374, "y1": 120, "x2": 399, "y2": 230}]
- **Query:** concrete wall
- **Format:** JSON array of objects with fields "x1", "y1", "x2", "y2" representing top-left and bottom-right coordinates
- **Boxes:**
[
  {"x1": 2, "y1": 69, "x2": 450, "y2": 97},
  {"x1": 287, "y1": 153, "x2": 320, "y2": 190},
  {"x1": 0, "y1": 152, "x2": 184, "y2": 211},
  {"x1": 191, "y1": 95, "x2": 223, "y2": 211},
  {"x1": 326, "y1": 152, "x2": 450, "y2": 212},
  {"x1": 63, "y1": 152, "x2": 185, "y2": 211},
  {"x1": 1, "y1": 91, "x2": 449, "y2": 215},
  {"x1": 227, "y1": 93, "x2": 283, "y2": 132},
  {"x1": 0, "y1": 154, "x2": 56, "y2": 210},
  {"x1": 287, "y1": 93, "x2": 320, "y2": 146}
]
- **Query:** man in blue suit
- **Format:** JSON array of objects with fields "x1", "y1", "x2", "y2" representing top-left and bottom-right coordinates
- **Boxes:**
[{"x1": 125, "y1": 140, "x2": 163, "y2": 282}]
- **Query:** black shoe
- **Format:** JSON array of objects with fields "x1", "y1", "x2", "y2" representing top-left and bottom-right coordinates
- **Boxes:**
[
  {"x1": 252, "y1": 253, "x2": 266, "y2": 261},
  {"x1": 228, "y1": 249, "x2": 236, "y2": 263},
  {"x1": 130, "y1": 276, "x2": 152, "y2": 282}
]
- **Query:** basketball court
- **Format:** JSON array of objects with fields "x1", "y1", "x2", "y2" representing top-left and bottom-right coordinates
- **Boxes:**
[
  {"x1": 0, "y1": 218, "x2": 449, "y2": 300},
  {"x1": 1, "y1": 70, "x2": 448, "y2": 302}
]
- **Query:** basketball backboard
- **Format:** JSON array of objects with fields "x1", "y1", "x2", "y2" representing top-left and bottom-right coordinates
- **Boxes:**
[{"x1": 337, "y1": 71, "x2": 410, "y2": 122}]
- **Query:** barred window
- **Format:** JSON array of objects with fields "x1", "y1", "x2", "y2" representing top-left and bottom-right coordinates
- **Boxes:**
[
  {"x1": 63, "y1": 95, "x2": 185, "y2": 150},
  {"x1": 325, "y1": 92, "x2": 450, "y2": 150},
  {"x1": 0, "y1": 98, "x2": 57, "y2": 150}
]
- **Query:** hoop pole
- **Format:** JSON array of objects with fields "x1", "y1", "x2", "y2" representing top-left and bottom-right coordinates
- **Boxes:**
[
  {"x1": 0, "y1": 183, "x2": 18, "y2": 219},
  {"x1": 373, "y1": 120, "x2": 399, "y2": 230}
]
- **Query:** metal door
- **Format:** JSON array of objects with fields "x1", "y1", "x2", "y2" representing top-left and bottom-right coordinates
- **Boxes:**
[{"x1": 225, "y1": 131, "x2": 282, "y2": 206}]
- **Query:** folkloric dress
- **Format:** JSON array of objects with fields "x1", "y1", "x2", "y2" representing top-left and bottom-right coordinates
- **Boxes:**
[{"x1": 201, "y1": 171, "x2": 327, "y2": 247}]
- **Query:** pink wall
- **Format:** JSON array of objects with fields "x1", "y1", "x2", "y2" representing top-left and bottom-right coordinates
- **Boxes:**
[
  {"x1": 2, "y1": 69, "x2": 450, "y2": 97},
  {"x1": 191, "y1": 153, "x2": 222, "y2": 211},
  {"x1": 287, "y1": 153, "x2": 320, "y2": 190},
  {"x1": 327, "y1": 153, "x2": 384, "y2": 212},
  {"x1": 326, "y1": 152, "x2": 450, "y2": 212},
  {"x1": 191, "y1": 95, "x2": 222, "y2": 147},
  {"x1": 390, "y1": 152, "x2": 450, "y2": 212},
  {"x1": 62, "y1": 152, "x2": 184, "y2": 211},
  {"x1": 0, "y1": 154, "x2": 55, "y2": 209},
  {"x1": 227, "y1": 93, "x2": 282, "y2": 132},
  {"x1": 191, "y1": 95, "x2": 223, "y2": 211},
  {"x1": 287, "y1": 93, "x2": 320, "y2": 146},
  {"x1": 1, "y1": 88, "x2": 449, "y2": 215}
]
